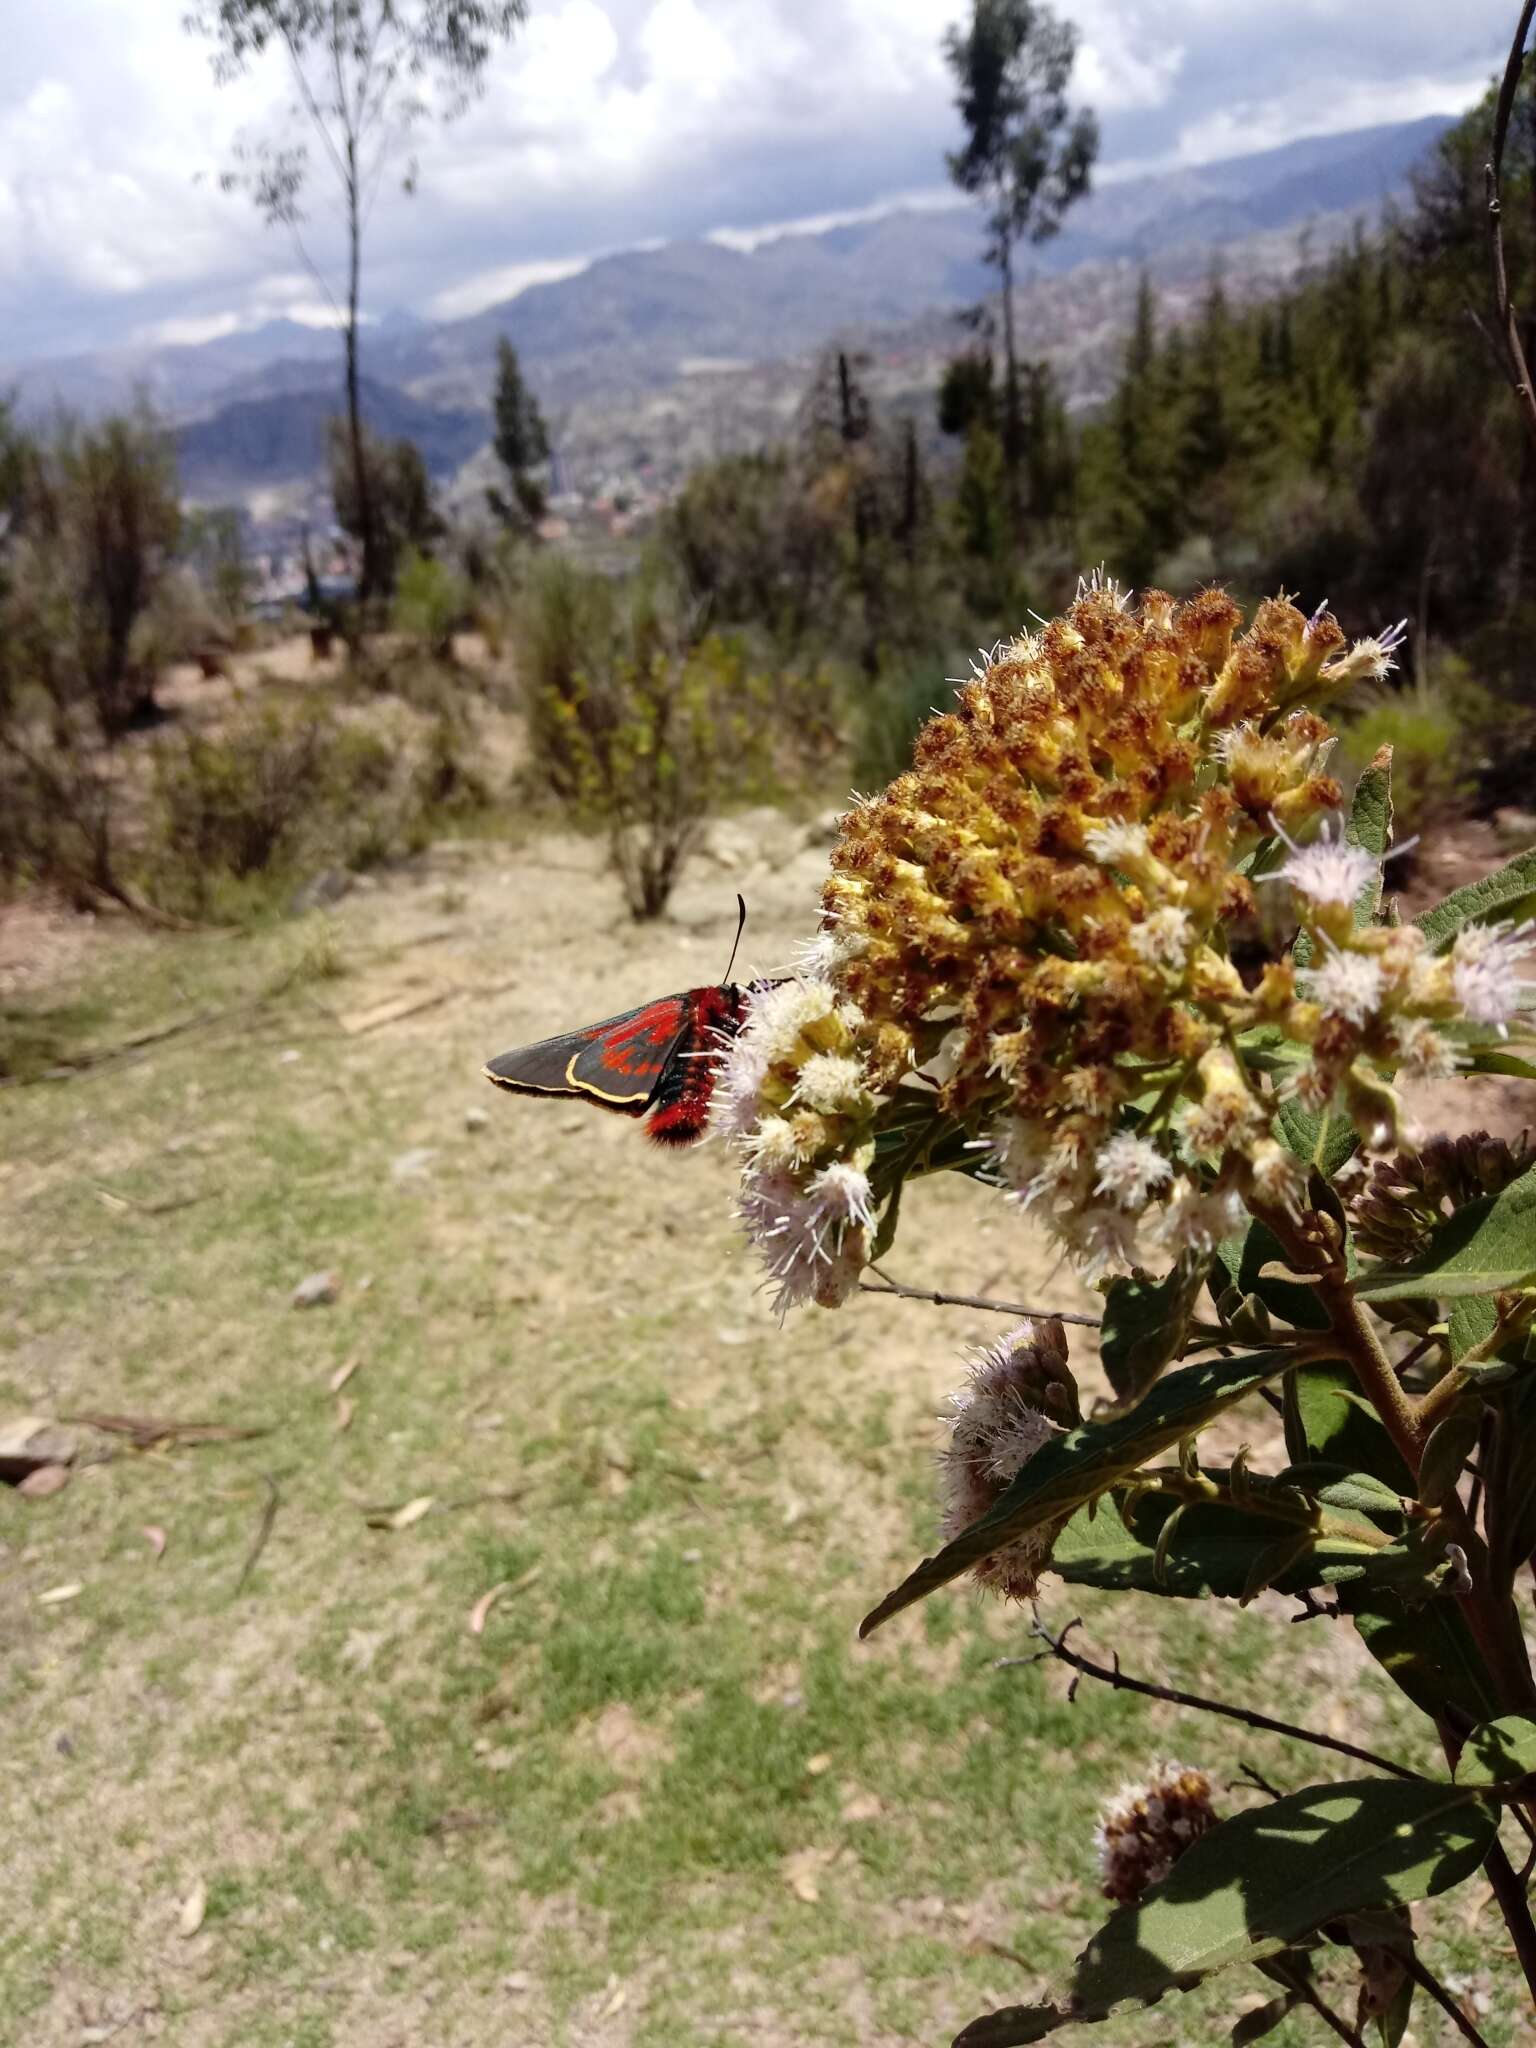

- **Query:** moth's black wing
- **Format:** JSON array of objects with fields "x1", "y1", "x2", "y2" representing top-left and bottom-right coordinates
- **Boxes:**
[{"x1": 484, "y1": 994, "x2": 691, "y2": 1115}]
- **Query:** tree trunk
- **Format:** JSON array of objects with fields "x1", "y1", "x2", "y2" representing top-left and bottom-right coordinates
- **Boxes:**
[
  {"x1": 998, "y1": 229, "x2": 1023, "y2": 536},
  {"x1": 344, "y1": 138, "x2": 379, "y2": 606}
]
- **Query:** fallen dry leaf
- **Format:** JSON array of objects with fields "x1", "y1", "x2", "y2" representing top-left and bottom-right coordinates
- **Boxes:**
[
  {"x1": 781, "y1": 1847, "x2": 831, "y2": 1905},
  {"x1": 179, "y1": 1877, "x2": 207, "y2": 1937},
  {"x1": 839, "y1": 1790, "x2": 883, "y2": 1823},
  {"x1": 366, "y1": 1495, "x2": 434, "y2": 1531},
  {"x1": 17, "y1": 1462, "x2": 70, "y2": 1499},
  {"x1": 142, "y1": 1525, "x2": 168, "y2": 1560},
  {"x1": 38, "y1": 1583, "x2": 83, "y2": 1605},
  {"x1": 599, "y1": 1983, "x2": 627, "y2": 2019},
  {"x1": 329, "y1": 1356, "x2": 360, "y2": 1394},
  {"x1": 334, "y1": 1395, "x2": 355, "y2": 1432},
  {"x1": 469, "y1": 1581, "x2": 510, "y2": 1636},
  {"x1": 805, "y1": 1753, "x2": 832, "y2": 1777}
]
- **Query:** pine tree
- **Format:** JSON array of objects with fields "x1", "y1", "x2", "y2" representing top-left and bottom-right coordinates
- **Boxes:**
[{"x1": 489, "y1": 338, "x2": 550, "y2": 531}]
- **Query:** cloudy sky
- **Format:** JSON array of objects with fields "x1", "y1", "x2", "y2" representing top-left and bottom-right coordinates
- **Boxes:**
[{"x1": 0, "y1": 0, "x2": 1520, "y2": 363}]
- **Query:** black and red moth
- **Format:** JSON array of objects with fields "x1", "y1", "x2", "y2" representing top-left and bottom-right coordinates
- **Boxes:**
[{"x1": 483, "y1": 981, "x2": 751, "y2": 1147}]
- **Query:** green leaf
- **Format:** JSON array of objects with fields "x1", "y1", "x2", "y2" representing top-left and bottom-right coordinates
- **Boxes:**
[
  {"x1": 1346, "y1": 1594, "x2": 1503, "y2": 1726},
  {"x1": 1070, "y1": 1780, "x2": 1493, "y2": 2013},
  {"x1": 1052, "y1": 1489, "x2": 1416, "y2": 1602},
  {"x1": 1415, "y1": 846, "x2": 1536, "y2": 952},
  {"x1": 1463, "y1": 1049, "x2": 1536, "y2": 1082},
  {"x1": 1453, "y1": 1714, "x2": 1536, "y2": 1788},
  {"x1": 1099, "y1": 1256, "x2": 1206, "y2": 1409},
  {"x1": 1348, "y1": 749, "x2": 1395, "y2": 923},
  {"x1": 1293, "y1": 757, "x2": 1394, "y2": 973},
  {"x1": 1276, "y1": 1097, "x2": 1360, "y2": 1178},
  {"x1": 1354, "y1": 1165, "x2": 1536, "y2": 1303},
  {"x1": 859, "y1": 1348, "x2": 1297, "y2": 1637},
  {"x1": 1283, "y1": 1364, "x2": 1415, "y2": 1494},
  {"x1": 1218, "y1": 1220, "x2": 1329, "y2": 1333}
]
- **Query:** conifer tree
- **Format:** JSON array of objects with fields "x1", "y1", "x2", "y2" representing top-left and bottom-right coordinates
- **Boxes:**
[
  {"x1": 489, "y1": 338, "x2": 550, "y2": 531},
  {"x1": 942, "y1": 0, "x2": 1097, "y2": 530}
]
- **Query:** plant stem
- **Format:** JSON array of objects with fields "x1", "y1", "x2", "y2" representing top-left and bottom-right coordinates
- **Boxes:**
[
  {"x1": 1484, "y1": 1837, "x2": 1536, "y2": 2008},
  {"x1": 1265, "y1": 1959, "x2": 1368, "y2": 2048},
  {"x1": 859, "y1": 1274, "x2": 1100, "y2": 1327},
  {"x1": 1399, "y1": 1948, "x2": 1495, "y2": 2048},
  {"x1": 1007, "y1": 1616, "x2": 1423, "y2": 1781}
]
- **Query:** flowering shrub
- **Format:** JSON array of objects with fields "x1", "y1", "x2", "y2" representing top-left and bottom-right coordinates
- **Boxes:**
[{"x1": 716, "y1": 580, "x2": 1536, "y2": 2042}]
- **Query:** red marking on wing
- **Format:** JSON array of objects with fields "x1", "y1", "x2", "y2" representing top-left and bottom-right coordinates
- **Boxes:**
[{"x1": 567, "y1": 995, "x2": 690, "y2": 1104}]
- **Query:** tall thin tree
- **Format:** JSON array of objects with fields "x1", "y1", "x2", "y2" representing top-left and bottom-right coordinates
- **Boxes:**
[
  {"x1": 188, "y1": 1, "x2": 526, "y2": 601},
  {"x1": 943, "y1": 0, "x2": 1097, "y2": 527}
]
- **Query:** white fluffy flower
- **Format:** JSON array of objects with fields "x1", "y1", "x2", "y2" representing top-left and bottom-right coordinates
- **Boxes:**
[
  {"x1": 1094, "y1": 1132, "x2": 1174, "y2": 1209},
  {"x1": 1128, "y1": 906, "x2": 1195, "y2": 972},
  {"x1": 1393, "y1": 1018, "x2": 1460, "y2": 1081},
  {"x1": 791, "y1": 1051, "x2": 869, "y2": 1116},
  {"x1": 1451, "y1": 921, "x2": 1536, "y2": 1033},
  {"x1": 1151, "y1": 1177, "x2": 1246, "y2": 1258},
  {"x1": 793, "y1": 924, "x2": 865, "y2": 982},
  {"x1": 1084, "y1": 820, "x2": 1150, "y2": 869},
  {"x1": 710, "y1": 1030, "x2": 769, "y2": 1141},
  {"x1": 1302, "y1": 942, "x2": 1385, "y2": 1027},
  {"x1": 1264, "y1": 814, "x2": 1379, "y2": 909},
  {"x1": 1248, "y1": 1138, "x2": 1306, "y2": 1218},
  {"x1": 736, "y1": 1163, "x2": 870, "y2": 1317},
  {"x1": 1056, "y1": 1202, "x2": 1142, "y2": 1281},
  {"x1": 738, "y1": 977, "x2": 839, "y2": 1064},
  {"x1": 1319, "y1": 618, "x2": 1408, "y2": 689}
]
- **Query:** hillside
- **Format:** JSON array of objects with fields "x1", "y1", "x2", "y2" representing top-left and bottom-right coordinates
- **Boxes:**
[{"x1": 2, "y1": 113, "x2": 1453, "y2": 520}]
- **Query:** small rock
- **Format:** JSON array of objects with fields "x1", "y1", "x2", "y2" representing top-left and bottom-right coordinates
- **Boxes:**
[
  {"x1": 464, "y1": 1105, "x2": 490, "y2": 1133},
  {"x1": 277, "y1": 1048, "x2": 302, "y2": 1065},
  {"x1": 18, "y1": 1463, "x2": 71, "y2": 1500},
  {"x1": 806, "y1": 806, "x2": 847, "y2": 846},
  {"x1": 681, "y1": 1548, "x2": 703, "y2": 1566},
  {"x1": 502, "y1": 1972, "x2": 531, "y2": 1995},
  {"x1": 391, "y1": 1147, "x2": 438, "y2": 1182},
  {"x1": 290, "y1": 868, "x2": 353, "y2": 915},
  {"x1": 292, "y1": 1271, "x2": 340, "y2": 1309},
  {"x1": 1493, "y1": 805, "x2": 1536, "y2": 845},
  {"x1": 0, "y1": 1416, "x2": 78, "y2": 1485}
]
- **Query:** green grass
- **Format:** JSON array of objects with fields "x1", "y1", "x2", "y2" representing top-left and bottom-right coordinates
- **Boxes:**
[{"x1": 0, "y1": 855, "x2": 1522, "y2": 2046}]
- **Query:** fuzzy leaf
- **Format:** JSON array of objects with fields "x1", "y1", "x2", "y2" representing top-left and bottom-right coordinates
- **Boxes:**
[
  {"x1": 958, "y1": 1782, "x2": 1494, "y2": 2047},
  {"x1": 1346, "y1": 1595, "x2": 1503, "y2": 1726},
  {"x1": 1283, "y1": 1364, "x2": 1414, "y2": 1494},
  {"x1": 1415, "y1": 846, "x2": 1536, "y2": 952},
  {"x1": 1218, "y1": 1221, "x2": 1329, "y2": 1333},
  {"x1": 860, "y1": 1349, "x2": 1295, "y2": 1636},
  {"x1": 1348, "y1": 748, "x2": 1395, "y2": 923},
  {"x1": 1099, "y1": 1257, "x2": 1206, "y2": 1409},
  {"x1": 1353, "y1": 1165, "x2": 1536, "y2": 1303},
  {"x1": 1072, "y1": 1780, "x2": 1492, "y2": 2008},
  {"x1": 1453, "y1": 1714, "x2": 1536, "y2": 1788},
  {"x1": 1052, "y1": 1490, "x2": 1415, "y2": 1601}
]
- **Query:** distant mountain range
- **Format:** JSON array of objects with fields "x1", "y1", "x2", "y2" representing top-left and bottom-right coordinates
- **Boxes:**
[{"x1": 0, "y1": 113, "x2": 1454, "y2": 522}]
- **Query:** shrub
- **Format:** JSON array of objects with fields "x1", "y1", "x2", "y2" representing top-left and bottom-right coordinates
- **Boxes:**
[
  {"x1": 392, "y1": 547, "x2": 471, "y2": 662},
  {"x1": 527, "y1": 571, "x2": 774, "y2": 918},
  {"x1": 0, "y1": 407, "x2": 181, "y2": 739},
  {"x1": 144, "y1": 700, "x2": 414, "y2": 916},
  {"x1": 1338, "y1": 669, "x2": 1477, "y2": 845}
]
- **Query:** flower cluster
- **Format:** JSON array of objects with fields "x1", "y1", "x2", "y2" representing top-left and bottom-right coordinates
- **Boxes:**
[
  {"x1": 1348, "y1": 1128, "x2": 1536, "y2": 1262},
  {"x1": 716, "y1": 978, "x2": 879, "y2": 1314},
  {"x1": 719, "y1": 580, "x2": 1531, "y2": 1300},
  {"x1": 937, "y1": 1319, "x2": 1076, "y2": 1600},
  {"x1": 1095, "y1": 1760, "x2": 1219, "y2": 1904}
]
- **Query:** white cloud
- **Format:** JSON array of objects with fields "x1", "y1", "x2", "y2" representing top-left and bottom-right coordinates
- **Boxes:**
[{"x1": 0, "y1": 0, "x2": 1520, "y2": 361}]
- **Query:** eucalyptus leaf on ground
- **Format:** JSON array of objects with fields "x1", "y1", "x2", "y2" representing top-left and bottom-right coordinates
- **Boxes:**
[{"x1": 860, "y1": 1348, "x2": 1295, "y2": 1636}]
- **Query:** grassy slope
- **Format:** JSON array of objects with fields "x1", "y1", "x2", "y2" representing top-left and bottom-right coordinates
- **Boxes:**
[{"x1": 0, "y1": 836, "x2": 1517, "y2": 2048}]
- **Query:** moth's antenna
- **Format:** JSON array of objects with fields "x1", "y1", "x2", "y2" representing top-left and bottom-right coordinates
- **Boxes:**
[{"x1": 723, "y1": 894, "x2": 747, "y2": 984}]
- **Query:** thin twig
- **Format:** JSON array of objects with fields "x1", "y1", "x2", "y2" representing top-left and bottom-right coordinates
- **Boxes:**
[
  {"x1": 1005, "y1": 1616, "x2": 1423, "y2": 1782},
  {"x1": 235, "y1": 1474, "x2": 281, "y2": 1595},
  {"x1": 1398, "y1": 1948, "x2": 1495, "y2": 2048},
  {"x1": 859, "y1": 1274, "x2": 1100, "y2": 1328},
  {"x1": 1488, "y1": 0, "x2": 1536, "y2": 444},
  {"x1": 1265, "y1": 1959, "x2": 1368, "y2": 2048}
]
